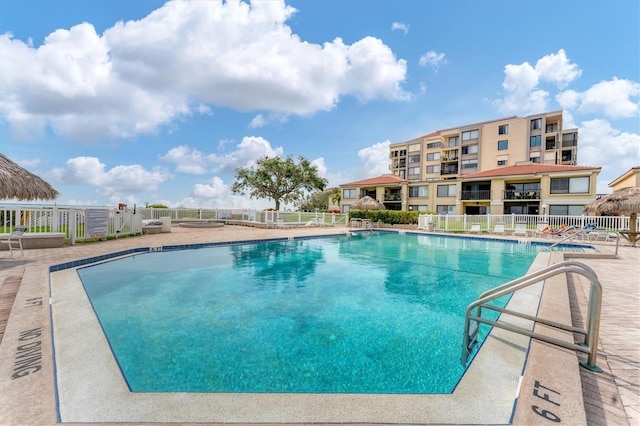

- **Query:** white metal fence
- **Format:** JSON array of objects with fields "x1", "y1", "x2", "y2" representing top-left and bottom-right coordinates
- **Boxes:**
[
  {"x1": 1, "y1": 205, "x2": 349, "y2": 244},
  {"x1": 1, "y1": 205, "x2": 143, "y2": 244},
  {"x1": 418, "y1": 213, "x2": 636, "y2": 233},
  {"x1": 141, "y1": 207, "x2": 348, "y2": 227}
]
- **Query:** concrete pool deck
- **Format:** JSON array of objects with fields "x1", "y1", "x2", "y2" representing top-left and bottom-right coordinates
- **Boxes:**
[{"x1": 0, "y1": 225, "x2": 638, "y2": 425}]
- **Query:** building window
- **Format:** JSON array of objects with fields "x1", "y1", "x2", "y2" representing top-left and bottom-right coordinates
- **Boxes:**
[
  {"x1": 426, "y1": 141, "x2": 442, "y2": 149},
  {"x1": 409, "y1": 186, "x2": 428, "y2": 197},
  {"x1": 498, "y1": 124, "x2": 509, "y2": 135},
  {"x1": 409, "y1": 154, "x2": 421, "y2": 163},
  {"x1": 531, "y1": 118, "x2": 542, "y2": 130},
  {"x1": 530, "y1": 156, "x2": 541, "y2": 163},
  {"x1": 498, "y1": 140, "x2": 508, "y2": 150},
  {"x1": 549, "y1": 205, "x2": 585, "y2": 216},
  {"x1": 461, "y1": 145, "x2": 478, "y2": 155},
  {"x1": 448, "y1": 136, "x2": 459, "y2": 147},
  {"x1": 426, "y1": 165, "x2": 440, "y2": 174},
  {"x1": 497, "y1": 160, "x2": 507, "y2": 166},
  {"x1": 550, "y1": 177, "x2": 589, "y2": 194},
  {"x1": 462, "y1": 130, "x2": 479, "y2": 141},
  {"x1": 395, "y1": 170, "x2": 406, "y2": 178},
  {"x1": 461, "y1": 159, "x2": 477, "y2": 169},
  {"x1": 436, "y1": 205, "x2": 455, "y2": 215},
  {"x1": 530, "y1": 135, "x2": 541, "y2": 147},
  {"x1": 426, "y1": 152, "x2": 441, "y2": 161},
  {"x1": 408, "y1": 167, "x2": 420, "y2": 175},
  {"x1": 409, "y1": 205, "x2": 429, "y2": 212},
  {"x1": 343, "y1": 189, "x2": 356, "y2": 199},
  {"x1": 408, "y1": 143, "x2": 421, "y2": 152},
  {"x1": 437, "y1": 184, "x2": 456, "y2": 197},
  {"x1": 546, "y1": 123, "x2": 558, "y2": 133}
]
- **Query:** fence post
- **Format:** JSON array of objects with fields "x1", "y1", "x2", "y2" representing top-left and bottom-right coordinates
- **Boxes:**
[{"x1": 69, "y1": 208, "x2": 76, "y2": 246}]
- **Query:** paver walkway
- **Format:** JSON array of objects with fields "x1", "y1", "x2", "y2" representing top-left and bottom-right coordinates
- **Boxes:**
[{"x1": 0, "y1": 225, "x2": 638, "y2": 425}]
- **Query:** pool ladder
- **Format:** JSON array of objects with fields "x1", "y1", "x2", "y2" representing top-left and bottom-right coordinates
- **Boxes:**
[{"x1": 461, "y1": 260, "x2": 603, "y2": 372}]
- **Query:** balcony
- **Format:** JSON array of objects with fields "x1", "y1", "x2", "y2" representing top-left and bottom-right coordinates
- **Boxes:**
[
  {"x1": 504, "y1": 190, "x2": 540, "y2": 200},
  {"x1": 384, "y1": 193, "x2": 402, "y2": 202},
  {"x1": 460, "y1": 190, "x2": 491, "y2": 201},
  {"x1": 441, "y1": 166, "x2": 459, "y2": 175}
]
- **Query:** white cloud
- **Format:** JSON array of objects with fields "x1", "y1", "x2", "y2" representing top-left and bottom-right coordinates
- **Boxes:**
[
  {"x1": 419, "y1": 50, "x2": 446, "y2": 71},
  {"x1": 356, "y1": 140, "x2": 391, "y2": 178},
  {"x1": 494, "y1": 49, "x2": 581, "y2": 114},
  {"x1": 161, "y1": 145, "x2": 208, "y2": 174},
  {"x1": 311, "y1": 157, "x2": 327, "y2": 178},
  {"x1": 193, "y1": 176, "x2": 228, "y2": 198},
  {"x1": 0, "y1": 0, "x2": 408, "y2": 142},
  {"x1": 391, "y1": 22, "x2": 409, "y2": 34},
  {"x1": 53, "y1": 156, "x2": 170, "y2": 195},
  {"x1": 249, "y1": 114, "x2": 267, "y2": 128},
  {"x1": 208, "y1": 136, "x2": 284, "y2": 173},
  {"x1": 535, "y1": 49, "x2": 581, "y2": 88},
  {"x1": 575, "y1": 78, "x2": 640, "y2": 119},
  {"x1": 577, "y1": 119, "x2": 640, "y2": 192}
]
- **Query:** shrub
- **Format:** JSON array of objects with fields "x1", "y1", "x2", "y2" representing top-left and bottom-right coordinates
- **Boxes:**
[{"x1": 348, "y1": 210, "x2": 425, "y2": 224}]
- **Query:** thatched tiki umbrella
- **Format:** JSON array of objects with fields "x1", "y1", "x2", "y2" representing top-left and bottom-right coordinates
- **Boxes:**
[
  {"x1": 584, "y1": 186, "x2": 640, "y2": 244},
  {"x1": 351, "y1": 195, "x2": 386, "y2": 220},
  {"x1": 0, "y1": 153, "x2": 60, "y2": 200},
  {"x1": 351, "y1": 195, "x2": 386, "y2": 211}
]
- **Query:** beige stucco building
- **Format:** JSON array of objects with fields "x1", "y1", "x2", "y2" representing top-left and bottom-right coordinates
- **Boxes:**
[
  {"x1": 339, "y1": 111, "x2": 605, "y2": 215},
  {"x1": 608, "y1": 166, "x2": 640, "y2": 191}
]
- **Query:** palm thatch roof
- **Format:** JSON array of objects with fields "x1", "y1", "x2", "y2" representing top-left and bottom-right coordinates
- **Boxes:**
[
  {"x1": 583, "y1": 187, "x2": 640, "y2": 217},
  {"x1": 584, "y1": 186, "x2": 640, "y2": 234},
  {"x1": 351, "y1": 195, "x2": 386, "y2": 210},
  {"x1": 0, "y1": 153, "x2": 60, "y2": 201}
]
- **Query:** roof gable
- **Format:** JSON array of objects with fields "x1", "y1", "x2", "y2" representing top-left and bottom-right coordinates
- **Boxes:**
[
  {"x1": 462, "y1": 164, "x2": 601, "y2": 179},
  {"x1": 340, "y1": 175, "x2": 408, "y2": 186}
]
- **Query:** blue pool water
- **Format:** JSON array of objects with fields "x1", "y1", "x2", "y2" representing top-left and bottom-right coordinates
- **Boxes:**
[{"x1": 78, "y1": 232, "x2": 544, "y2": 394}]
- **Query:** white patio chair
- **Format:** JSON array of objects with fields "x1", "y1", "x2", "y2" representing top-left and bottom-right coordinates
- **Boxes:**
[
  {"x1": 514, "y1": 223, "x2": 528, "y2": 237},
  {"x1": 1, "y1": 226, "x2": 27, "y2": 256},
  {"x1": 469, "y1": 223, "x2": 481, "y2": 233},
  {"x1": 492, "y1": 223, "x2": 505, "y2": 235}
]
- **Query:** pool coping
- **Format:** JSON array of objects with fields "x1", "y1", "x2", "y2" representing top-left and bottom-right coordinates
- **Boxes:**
[{"x1": 48, "y1": 234, "x2": 566, "y2": 424}]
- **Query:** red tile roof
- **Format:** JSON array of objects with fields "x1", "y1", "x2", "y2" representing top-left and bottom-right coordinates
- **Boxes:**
[
  {"x1": 462, "y1": 164, "x2": 601, "y2": 179},
  {"x1": 340, "y1": 175, "x2": 408, "y2": 186}
]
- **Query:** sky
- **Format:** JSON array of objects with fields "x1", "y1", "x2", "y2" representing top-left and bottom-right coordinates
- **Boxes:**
[{"x1": 1, "y1": 0, "x2": 639, "y2": 210}]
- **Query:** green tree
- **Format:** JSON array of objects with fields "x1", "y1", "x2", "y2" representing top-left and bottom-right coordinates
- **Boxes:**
[
  {"x1": 330, "y1": 188, "x2": 341, "y2": 206},
  {"x1": 231, "y1": 155, "x2": 328, "y2": 210},
  {"x1": 297, "y1": 190, "x2": 330, "y2": 211}
]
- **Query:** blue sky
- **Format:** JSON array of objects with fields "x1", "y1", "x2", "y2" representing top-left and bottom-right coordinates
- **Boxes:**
[{"x1": 1, "y1": 0, "x2": 638, "y2": 209}]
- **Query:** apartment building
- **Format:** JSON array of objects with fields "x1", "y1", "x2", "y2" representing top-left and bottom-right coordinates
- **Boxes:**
[
  {"x1": 339, "y1": 111, "x2": 602, "y2": 215},
  {"x1": 608, "y1": 166, "x2": 640, "y2": 191}
]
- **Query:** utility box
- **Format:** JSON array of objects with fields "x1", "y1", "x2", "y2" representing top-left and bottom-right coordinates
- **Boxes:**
[{"x1": 160, "y1": 217, "x2": 172, "y2": 233}]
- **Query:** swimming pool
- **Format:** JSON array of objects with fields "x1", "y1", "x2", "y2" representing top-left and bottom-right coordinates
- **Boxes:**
[{"x1": 77, "y1": 232, "x2": 545, "y2": 394}]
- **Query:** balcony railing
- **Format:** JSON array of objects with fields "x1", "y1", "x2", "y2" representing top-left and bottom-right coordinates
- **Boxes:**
[
  {"x1": 504, "y1": 190, "x2": 540, "y2": 200},
  {"x1": 441, "y1": 168, "x2": 459, "y2": 175},
  {"x1": 460, "y1": 190, "x2": 491, "y2": 200},
  {"x1": 384, "y1": 194, "x2": 402, "y2": 201}
]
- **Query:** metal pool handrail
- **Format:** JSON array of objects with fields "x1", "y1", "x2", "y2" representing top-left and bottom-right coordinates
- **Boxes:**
[{"x1": 461, "y1": 260, "x2": 602, "y2": 372}]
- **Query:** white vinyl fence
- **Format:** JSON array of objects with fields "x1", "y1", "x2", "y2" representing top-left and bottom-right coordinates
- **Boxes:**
[
  {"x1": 418, "y1": 213, "x2": 636, "y2": 233},
  {"x1": 1, "y1": 205, "x2": 142, "y2": 244},
  {"x1": 1, "y1": 205, "x2": 349, "y2": 245},
  {"x1": 141, "y1": 207, "x2": 348, "y2": 227}
]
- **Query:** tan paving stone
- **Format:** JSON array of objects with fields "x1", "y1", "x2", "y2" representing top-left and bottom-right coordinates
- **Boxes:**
[{"x1": 0, "y1": 227, "x2": 638, "y2": 425}]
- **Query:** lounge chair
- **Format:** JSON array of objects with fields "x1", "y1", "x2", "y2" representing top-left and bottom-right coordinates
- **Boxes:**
[
  {"x1": 513, "y1": 223, "x2": 528, "y2": 237},
  {"x1": 493, "y1": 223, "x2": 506, "y2": 235},
  {"x1": 0, "y1": 226, "x2": 27, "y2": 256},
  {"x1": 539, "y1": 224, "x2": 573, "y2": 238},
  {"x1": 566, "y1": 223, "x2": 597, "y2": 241},
  {"x1": 469, "y1": 223, "x2": 481, "y2": 233}
]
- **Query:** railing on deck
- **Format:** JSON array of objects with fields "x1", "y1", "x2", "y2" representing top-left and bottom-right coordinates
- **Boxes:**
[
  {"x1": 142, "y1": 208, "x2": 348, "y2": 227},
  {"x1": 0, "y1": 205, "x2": 143, "y2": 244},
  {"x1": 418, "y1": 213, "x2": 636, "y2": 234}
]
